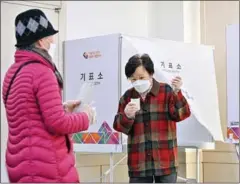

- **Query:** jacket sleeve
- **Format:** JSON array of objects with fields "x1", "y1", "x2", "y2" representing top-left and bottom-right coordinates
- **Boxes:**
[
  {"x1": 33, "y1": 66, "x2": 89, "y2": 135},
  {"x1": 113, "y1": 93, "x2": 134, "y2": 135},
  {"x1": 166, "y1": 84, "x2": 191, "y2": 122}
]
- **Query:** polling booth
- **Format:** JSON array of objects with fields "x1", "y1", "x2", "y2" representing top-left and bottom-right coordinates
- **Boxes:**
[
  {"x1": 64, "y1": 34, "x2": 224, "y2": 182},
  {"x1": 226, "y1": 24, "x2": 239, "y2": 156}
]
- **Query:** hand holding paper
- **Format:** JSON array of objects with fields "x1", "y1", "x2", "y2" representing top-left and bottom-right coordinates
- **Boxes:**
[
  {"x1": 73, "y1": 82, "x2": 97, "y2": 125},
  {"x1": 81, "y1": 104, "x2": 97, "y2": 125},
  {"x1": 124, "y1": 100, "x2": 139, "y2": 119},
  {"x1": 171, "y1": 76, "x2": 183, "y2": 93},
  {"x1": 63, "y1": 100, "x2": 81, "y2": 112}
]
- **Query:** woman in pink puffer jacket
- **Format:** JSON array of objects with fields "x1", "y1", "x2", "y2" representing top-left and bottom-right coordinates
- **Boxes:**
[{"x1": 2, "y1": 9, "x2": 94, "y2": 183}]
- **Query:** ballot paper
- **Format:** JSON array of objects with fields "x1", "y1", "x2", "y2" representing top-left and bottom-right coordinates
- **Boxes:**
[
  {"x1": 76, "y1": 82, "x2": 94, "y2": 106},
  {"x1": 74, "y1": 82, "x2": 97, "y2": 124},
  {"x1": 130, "y1": 98, "x2": 140, "y2": 111}
]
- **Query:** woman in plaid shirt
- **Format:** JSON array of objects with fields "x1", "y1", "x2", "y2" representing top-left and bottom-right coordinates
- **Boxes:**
[{"x1": 113, "y1": 54, "x2": 191, "y2": 183}]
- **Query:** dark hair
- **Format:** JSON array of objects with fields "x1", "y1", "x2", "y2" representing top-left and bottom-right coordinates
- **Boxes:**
[{"x1": 125, "y1": 54, "x2": 154, "y2": 78}]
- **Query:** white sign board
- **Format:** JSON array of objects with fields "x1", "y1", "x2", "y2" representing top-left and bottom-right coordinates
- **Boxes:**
[
  {"x1": 226, "y1": 24, "x2": 239, "y2": 144},
  {"x1": 64, "y1": 34, "x2": 122, "y2": 153},
  {"x1": 121, "y1": 35, "x2": 223, "y2": 144}
]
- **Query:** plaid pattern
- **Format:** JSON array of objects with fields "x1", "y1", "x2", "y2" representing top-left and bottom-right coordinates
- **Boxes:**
[{"x1": 113, "y1": 78, "x2": 191, "y2": 177}]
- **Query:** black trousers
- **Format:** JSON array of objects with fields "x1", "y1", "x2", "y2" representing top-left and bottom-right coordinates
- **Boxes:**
[{"x1": 129, "y1": 172, "x2": 177, "y2": 183}]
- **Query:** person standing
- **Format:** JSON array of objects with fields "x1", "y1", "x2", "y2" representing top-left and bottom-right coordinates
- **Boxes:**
[
  {"x1": 2, "y1": 9, "x2": 95, "y2": 183},
  {"x1": 113, "y1": 54, "x2": 191, "y2": 183}
]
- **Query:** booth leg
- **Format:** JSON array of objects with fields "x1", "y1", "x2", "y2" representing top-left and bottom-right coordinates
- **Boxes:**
[
  {"x1": 109, "y1": 152, "x2": 114, "y2": 183},
  {"x1": 196, "y1": 148, "x2": 200, "y2": 183},
  {"x1": 235, "y1": 144, "x2": 239, "y2": 159}
]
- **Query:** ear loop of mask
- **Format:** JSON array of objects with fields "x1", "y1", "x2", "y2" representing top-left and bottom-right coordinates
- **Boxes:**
[{"x1": 41, "y1": 38, "x2": 51, "y2": 51}]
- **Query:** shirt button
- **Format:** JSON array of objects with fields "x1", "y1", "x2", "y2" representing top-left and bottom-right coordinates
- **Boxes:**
[{"x1": 147, "y1": 153, "x2": 151, "y2": 156}]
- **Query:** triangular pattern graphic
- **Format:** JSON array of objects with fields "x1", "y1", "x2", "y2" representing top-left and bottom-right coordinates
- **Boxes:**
[
  {"x1": 104, "y1": 133, "x2": 111, "y2": 143},
  {"x1": 89, "y1": 133, "x2": 102, "y2": 143},
  {"x1": 82, "y1": 133, "x2": 90, "y2": 142},
  {"x1": 112, "y1": 133, "x2": 120, "y2": 143},
  {"x1": 231, "y1": 127, "x2": 240, "y2": 138},
  {"x1": 98, "y1": 121, "x2": 112, "y2": 133},
  {"x1": 105, "y1": 130, "x2": 112, "y2": 139},
  {"x1": 106, "y1": 133, "x2": 120, "y2": 144},
  {"x1": 72, "y1": 133, "x2": 83, "y2": 143},
  {"x1": 227, "y1": 128, "x2": 238, "y2": 139},
  {"x1": 83, "y1": 134, "x2": 96, "y2": 143},
  {"x1": 73, "y1": 121, "x2": 120, "y2": 144},
  {"x1": 98, "y1": 133, "x2": 106, "y2": 144}
]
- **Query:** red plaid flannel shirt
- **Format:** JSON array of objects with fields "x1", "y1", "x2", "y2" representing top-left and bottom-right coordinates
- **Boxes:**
[{"x1": 113, "y1": 78, "x2": 191, "y2": 177}]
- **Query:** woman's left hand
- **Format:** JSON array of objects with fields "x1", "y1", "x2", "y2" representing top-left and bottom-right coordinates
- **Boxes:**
[{"x1": 171, "y1": 76, "x2": 183, "y2": 93}]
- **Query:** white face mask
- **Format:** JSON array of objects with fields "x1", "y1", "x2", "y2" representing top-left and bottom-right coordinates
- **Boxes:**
[
  {"x1": 48, "y1": 43, "x2": 56, "y2": 59},
  {"x1": 132, "y1": 80, "x2": 151, "y2": 93}
]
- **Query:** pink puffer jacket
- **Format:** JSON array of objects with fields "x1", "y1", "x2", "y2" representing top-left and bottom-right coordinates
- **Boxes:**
[{"x1": 2, "y1": 50, "x2": 89, "y2": 183}]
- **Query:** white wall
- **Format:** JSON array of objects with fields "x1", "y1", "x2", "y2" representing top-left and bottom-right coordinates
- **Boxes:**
[
  {"x1": 148, "y1": 1, "x2": 184, "y2": 41},
  {"x1": 65, "y1": 1, "x2": 149, "y2": 40},
  {"x1": 65, "y1": 1, "x2": 192, "y2": 41}
]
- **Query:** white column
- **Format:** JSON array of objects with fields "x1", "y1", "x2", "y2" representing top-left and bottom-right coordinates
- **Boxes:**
[
  {"x1": 183, "y1": 2, "x2": 202, "y2": 181},
  {"x1": 183, "y1": 1, "x2": 201, "y2": 44},
  {"x1": 148, "y1": 1, "x2": 201, "y2": 44}
]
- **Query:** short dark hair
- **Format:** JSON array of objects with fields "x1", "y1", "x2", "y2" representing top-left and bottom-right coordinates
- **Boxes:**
[{"x1": 125, "y1": 53, "x2": 154, "y2": 78}]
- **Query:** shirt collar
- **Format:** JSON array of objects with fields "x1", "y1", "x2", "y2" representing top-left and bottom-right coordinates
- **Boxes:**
[{"x1": 150, "y1": 78, "x2": 160, "y2": 96}]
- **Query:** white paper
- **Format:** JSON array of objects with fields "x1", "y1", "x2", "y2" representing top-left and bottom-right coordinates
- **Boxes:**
[
  {"x1": 73, "y1": 82, "x2": 97, "y2": 125},
  {"x1": 130, "y1": 98, "x2": 140, "y2": 111},
  {"x1": 74, "y1": 82, "x2": 94, "y2": 112}
]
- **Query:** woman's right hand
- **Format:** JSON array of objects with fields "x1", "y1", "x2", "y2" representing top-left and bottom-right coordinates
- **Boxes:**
[
  {"x1": 124, "y1": 102, "x2": 139, "y2": 119},
  {"x1": 63, "y1": 100, "x2": 81, "y2": 113},
  {"x1": 81, "y1": 104, "x2": 96, "y2": 125}
]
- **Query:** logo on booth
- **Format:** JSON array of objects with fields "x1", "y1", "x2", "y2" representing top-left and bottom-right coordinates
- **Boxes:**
[
  {"x1": 83, "y1": 51, "x2": 101, "y2": 59},
  {"x1": 83, "y1": 52, "x2": 89, "y2": 59}
]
